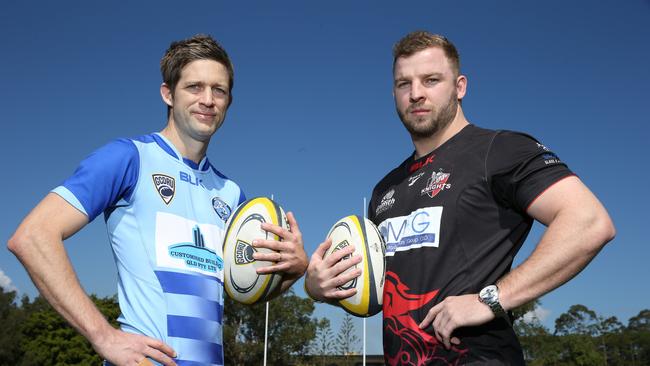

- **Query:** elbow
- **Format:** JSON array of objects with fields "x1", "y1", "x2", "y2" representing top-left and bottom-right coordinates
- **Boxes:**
[
  {"x1": 8, "y1": 230, "x2": 27, "y2": 258},
  {"x1": 588, "y1": 210, "x2": 616, "y2": 251},
  {"x1": 7, "y1": 227, "x2": 37, "y2": 260},
  {"x1": 600, "y1": 216, "x2": 616, "y2": 245}
]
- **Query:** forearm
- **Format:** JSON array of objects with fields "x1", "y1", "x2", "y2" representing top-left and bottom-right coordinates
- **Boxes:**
[
  {"x1": 8, "y1": 194, "x2": 113, "y2": 346},
  {"x1": 10, "y1": 231, "x2": 113, "y2": 344},
  {"x1": 498, "y1": 206, "x2": 615, "y2": 311}
]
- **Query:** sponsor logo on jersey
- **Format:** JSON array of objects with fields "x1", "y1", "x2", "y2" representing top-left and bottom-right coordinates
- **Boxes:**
[
  {"x1": 420, "y1": 170, "x2": 452, "y2": 198},
  {"x1": 212, "y1": 197, "x2": 232, "y2": 222},
  {"x1": 180, "y1": 171, "x2": 204, "y2": 188},
  {"x1": 409, "y1": 154, "x2": 436, "y2": 173},
  {"x1": 407, "y1": 171, "x2": 426, "y2": 187},
  {"x1": 152, "y1": 174, "x2": 175, "y2": 205},
  {"x1": 155, "y1": 212, "x2": 224, "y2": 278},
  {"x1": 167, "y1": 225, "x2": 223, "y2": 273},
  {"x1": 378, "y1": 207, "x2": 443, "y2": 256},
  {"x1": 542, "y1": 153, "x2": 562, "y2": 165},
  {"x1": 376, "y1": 189, "x2": 396, "y2": 216}
]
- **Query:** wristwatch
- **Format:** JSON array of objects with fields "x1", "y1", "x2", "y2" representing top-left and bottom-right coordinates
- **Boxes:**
[{"x1": 478, "y1": 285, "x2": 509, "y2": 322}]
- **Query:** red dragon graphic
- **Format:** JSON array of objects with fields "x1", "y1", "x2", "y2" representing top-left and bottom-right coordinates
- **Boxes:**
[{"x1": 383, "y1": 271, "x2": 469, "y2": 365}]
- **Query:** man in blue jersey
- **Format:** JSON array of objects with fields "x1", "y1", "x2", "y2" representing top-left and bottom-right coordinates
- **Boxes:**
[{"x1": 8, "y1": 35, "x2": 308, "y2": 366}]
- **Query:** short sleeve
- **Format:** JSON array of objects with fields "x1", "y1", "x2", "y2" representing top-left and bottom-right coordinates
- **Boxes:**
[
  {"x1": 237, "y1": 190, "x2": 247, "y2": 206},
  {"x1": 487, "y1": 131, "x2": 574, "y2": 213},
  {"x1": 52, "y1": 138, "x2": 140, "y2": 221}
]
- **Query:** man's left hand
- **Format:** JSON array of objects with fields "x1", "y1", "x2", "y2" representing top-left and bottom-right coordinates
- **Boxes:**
[
  {"x1": 252, "y1": 211, "x2": 308, "y2": 279},
  {"x1": 418, "y1": 293, "x2": 495, "y2": 349}
]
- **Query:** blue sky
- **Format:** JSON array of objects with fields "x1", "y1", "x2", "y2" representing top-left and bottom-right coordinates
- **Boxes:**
[{"x1": 1, "y1": 0, "x2": 649, "y2": 355}]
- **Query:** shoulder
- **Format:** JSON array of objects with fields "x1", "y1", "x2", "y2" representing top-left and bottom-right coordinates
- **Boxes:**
[
  {"x1": 371, "y1": 154, "x2": 411, "y2": 199},
  {"x1": 209, "y1": 165, "x2": 247, "y2": 206}
]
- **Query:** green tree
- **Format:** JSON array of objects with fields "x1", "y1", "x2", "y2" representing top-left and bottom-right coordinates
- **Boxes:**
[
  {"x1": 595, "y1": 315, "x2": 623, "y2": 365},
  {"x1": 17, "y1": 294, "x2": 119, "y2": 366},
  {"x1": 554, "y1": 304, "x2": 604, "y2": 366},
  {"x1": 555, "y1": 304, "x2": 599, "y2": 337},
  {"x1": 310, "y1": 318, "x2": 335, "y2": 365},
  {"x1": 223, "y1": 289, "x2": 321, "y2": 365},
  {"x1": 625, "y1": 309, "x2": 650, "y2": 365},
  {"x1": 334, "y1": 313, "x2": 360, "y2": 366},
  {"x1": 0, "y1": 288, "x2": 27, "y2": 365},
  {"x1": 628, "y1": 309, "x2": 650, "y2": 332},
  {"x1": 513, "y1": 300, "x2": 563, "y2": 365}
]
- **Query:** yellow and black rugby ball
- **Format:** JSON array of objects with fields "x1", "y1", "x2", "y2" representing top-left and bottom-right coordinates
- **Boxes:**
[
  {"x1": 223, "y1": 197, "x2": 288, "y2": 305},
  {"x1": 325, "y1": 215, "x2": 386, "y2": 317}
]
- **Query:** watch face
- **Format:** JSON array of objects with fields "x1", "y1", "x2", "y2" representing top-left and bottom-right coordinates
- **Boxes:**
[{"x1": 480, "y1": 285, "x2": 498, "y2": 303}]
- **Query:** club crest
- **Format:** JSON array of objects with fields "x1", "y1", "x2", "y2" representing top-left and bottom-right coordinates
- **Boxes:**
[
  {"x1": 152, "y1": 174, "x2": 175, "y2": 205},
  {"x1": 212, "y1": 197, "x2": 232, "y2": 222},
  {"x1": 420, "y1": 170, "x2": 451, "y2": 198},
  {"x1": 235, "y1": 240, "x2": 256, "y2": 265}
]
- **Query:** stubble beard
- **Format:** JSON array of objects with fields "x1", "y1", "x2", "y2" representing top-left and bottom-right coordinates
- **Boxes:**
[
  {"x1": 398, "y1": 93, "x2": 459, "y2": 139},
  {"x1": 173, "y1": 108, "x2": 224, "y2": 143}
]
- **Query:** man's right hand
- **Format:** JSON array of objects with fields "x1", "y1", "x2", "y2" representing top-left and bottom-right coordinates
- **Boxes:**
[
  {"x1": 93, "y1": 327, "x2": 177, "y2": 366},
  {"x1": 304, "y1": 238, "x2": 363, "y2": 302}
]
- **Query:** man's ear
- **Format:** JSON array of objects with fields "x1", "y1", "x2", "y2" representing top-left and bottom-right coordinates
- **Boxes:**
[
  {"x1": 161, "y1": 83, "x2": 173, "y2": 107},
  {"x1": 456, "y1": 75, "x2": 467, "y2": 100}
]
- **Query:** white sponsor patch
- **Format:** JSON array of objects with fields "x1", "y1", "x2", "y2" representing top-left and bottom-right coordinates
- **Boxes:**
[
  {"x1": 375, "y1": 189, "x2": 396, "y2": 215},
  {"x1": 378, "y1": 207, "x2": 443, "y2": 256},
  {"x1": 155, "y1": 212, "x2": 224, "y2": 278}
]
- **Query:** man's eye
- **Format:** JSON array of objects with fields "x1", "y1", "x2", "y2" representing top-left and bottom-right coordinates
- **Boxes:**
[
  {"x1": 187, "y1": 85, "x2": 202, "y2": 92},
  {"x1": 424, "y1": 78, "x2": 438, "y2": 85},
  {"x1": 396, "y1": 81, "x2": 410, "y2": 89},
  {"x1": 212, "y1": 87, "x2": 227, "y2": 96}
]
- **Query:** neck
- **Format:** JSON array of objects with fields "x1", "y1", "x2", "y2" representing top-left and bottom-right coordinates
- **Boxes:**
[
  {"x1": 412, "y1": 105, "x2": 469, "y2": 159},
  {"x1": 160, "y1": 120, "x2": 209, "y2": 164}
]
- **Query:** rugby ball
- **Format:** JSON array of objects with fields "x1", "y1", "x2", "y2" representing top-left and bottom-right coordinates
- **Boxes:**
[
  {"x1": 223, "y1": 197, "x2": 288, "y2": 305},
  {"x1": 324, "y1": 215, "x2": 386, "y2": 317}
]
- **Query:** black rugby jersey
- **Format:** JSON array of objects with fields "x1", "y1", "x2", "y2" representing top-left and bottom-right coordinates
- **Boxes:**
[{"x1": 368, "y1": 124, "x2": 573, "y2": 365}]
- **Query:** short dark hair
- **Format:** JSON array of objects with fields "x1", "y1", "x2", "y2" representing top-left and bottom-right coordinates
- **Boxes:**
[
  {"x1": 160, "y1": 34, "x2": 234, "y2": 107},
  {"x1": 393, "y1": 31, "x2": 460, "y2": 77}
]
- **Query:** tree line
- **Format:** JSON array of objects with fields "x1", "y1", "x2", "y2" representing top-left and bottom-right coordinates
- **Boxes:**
[{"x1": 0, "y1": 287, "x2": 648, "y2": 365}]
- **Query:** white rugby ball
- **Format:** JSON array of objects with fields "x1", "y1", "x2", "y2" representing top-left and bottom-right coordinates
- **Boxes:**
[
  {"x1": 324, "y1": 215, "x2": 385, "y2": 317},
  {"x1": 223, "y1": 197, "x2": 288, "y2": 305}
]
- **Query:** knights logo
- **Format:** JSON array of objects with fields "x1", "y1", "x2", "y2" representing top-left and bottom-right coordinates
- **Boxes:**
[
  {"x1": 212, "y1": 197, "x2": 232, "y2": 222},
  {"x1": 420, "y1": 170, "x2": 451, "y2": 198},
  {"x1": 152, "y1": 174, "x2": 175, "y2": 205}
]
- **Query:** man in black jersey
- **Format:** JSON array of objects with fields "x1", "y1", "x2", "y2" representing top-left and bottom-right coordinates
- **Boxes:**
[{"x1": 305, "y1": 31, "x2": 616, "y2": 365}]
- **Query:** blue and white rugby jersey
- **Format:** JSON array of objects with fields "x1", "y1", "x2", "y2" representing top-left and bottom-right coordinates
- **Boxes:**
[{"x1": 53, "y1": 133, "x2": 245, "y2": 366}]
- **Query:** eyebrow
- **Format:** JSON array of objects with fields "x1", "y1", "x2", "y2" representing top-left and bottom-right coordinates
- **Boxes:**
[
  {"x1": 394, "y1": 72, "x2": 444, "y2": 82},
  {"x1": 182, "y1": 80, "x2": 227, "y2": 87}
]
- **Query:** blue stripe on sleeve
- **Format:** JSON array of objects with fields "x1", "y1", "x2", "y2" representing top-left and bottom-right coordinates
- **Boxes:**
[
  {"x1": 155, "y1": 271, "x2": 223, "y2": 302},
  {"x1": 52, "y1": 186, "x2": 88, "y2": 216}
]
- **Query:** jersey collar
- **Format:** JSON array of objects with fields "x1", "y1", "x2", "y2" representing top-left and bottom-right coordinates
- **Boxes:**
[{"x1": 153, "y1": 133, "x2": 211, "y2": 171}]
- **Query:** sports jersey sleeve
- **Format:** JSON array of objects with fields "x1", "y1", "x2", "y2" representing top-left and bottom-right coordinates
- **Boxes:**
[
  {"x1": 237, "y1": 189, "x2": 246, "y2": 206},
  {"x1": 52, "y1": 138, "x2": 139, "y2": 221},
  {"x1": 487, "y1": 131, "x2": 574, "y2": 213}
]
